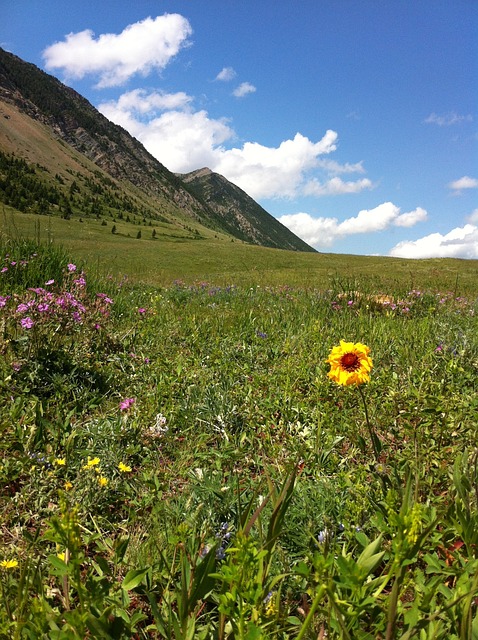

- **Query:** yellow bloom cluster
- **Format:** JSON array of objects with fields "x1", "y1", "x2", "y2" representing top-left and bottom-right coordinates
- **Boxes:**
[
  {"x1": 1, "y1": 559, "x2": 18, "y2": 569},
  {"x1": 326, "y1": 340, "x2": 372, "y2": 386}
]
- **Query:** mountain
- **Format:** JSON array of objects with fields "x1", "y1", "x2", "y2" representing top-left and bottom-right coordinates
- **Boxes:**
[
  {"x1": 0, "y1": 47, "x2": 315, "y2": 252},
  {"x1": 179, "y1": 168, "x2": 314, "y2": 252}
]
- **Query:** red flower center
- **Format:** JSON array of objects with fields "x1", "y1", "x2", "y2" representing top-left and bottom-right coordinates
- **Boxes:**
[{"x1": 340, "y1": 352, "x2": 360, "y2": 372}]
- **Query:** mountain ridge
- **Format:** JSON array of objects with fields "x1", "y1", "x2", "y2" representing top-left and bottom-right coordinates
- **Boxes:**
[{"x1": 0, "y1": 47, "x2": 315, "y2": 252}]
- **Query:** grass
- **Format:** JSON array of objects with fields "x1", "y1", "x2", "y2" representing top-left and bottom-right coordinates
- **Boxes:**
[
  {"x1": 0, "y1": 235, "x2": 478, "y2": 638},
  {"x1": 2, "y1": 207, "x2": 478, "y2": 295}
]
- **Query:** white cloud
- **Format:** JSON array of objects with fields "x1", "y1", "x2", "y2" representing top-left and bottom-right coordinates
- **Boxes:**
[
  {"x1": 304, "y1": 177, "x2": 374, "y2": 196},
  {"x1": 389, "y1": 224, "x2": 478, "y2": 259},
  {"x1": 216, "y1": 66, "x2": 236, "y2": 81},
  {"x1": 424, "y1": 112, "x2": 473, "y2": 126},
  {"x1": 232, "y1": 82, "x2": 256, "y2": 98},
  {"x1": 99, "y1": 89, "x2": 350, "y2": 198},
  {"x1": 394, "y1": 207, "x2": 428, "y2": 227},
  {"x1": 99, "y1": 100, "x2": 234, "y2": 171},
  {"x1": 448, "y1": 176, "x2": 478, "y2": 192},
  {"x1": 278, "y1": 203, "x2": 427, "y2": 248},
  {"x1": 42, "y1": 14, "x2": 192, "y2": 87},
  {"x1": 213, "y1": 130, "x2": 338, "y2": 198}
]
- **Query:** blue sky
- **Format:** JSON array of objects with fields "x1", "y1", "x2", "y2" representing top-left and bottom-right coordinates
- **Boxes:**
[{"x1": 2, "y1": 0, "x2": 477, "y2": 257}]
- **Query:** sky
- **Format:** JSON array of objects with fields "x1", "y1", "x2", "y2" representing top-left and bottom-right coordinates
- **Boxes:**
[{"x1": 1, "y1": 0, "x2": 477, "y2": 258}]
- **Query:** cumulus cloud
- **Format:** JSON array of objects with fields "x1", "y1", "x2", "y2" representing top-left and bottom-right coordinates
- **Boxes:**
[
  {"x1": 232, "y1": 82, "x2": 256, "y2": 98},
  {"x1": 99, "y1": 89, "x2": 358, "y2": 199},
  {"x1": 278, "y1": 203, "x2": 427, "y2": 248},
  {"x1": 448, "y1": 176, "x2": 478, "y2": 192},
  {"x1": 389, "y1": 224, "x2": 478, "y2": 259},
  {"x1": 215, "y1": 66, "x2": 236, "y2": 81},
  {"x1": 424, "y1": 112, "x2": 473, "y2": 126},
  {"x1": 42, "y1": 14, "x2": 192, "y2": 87}
]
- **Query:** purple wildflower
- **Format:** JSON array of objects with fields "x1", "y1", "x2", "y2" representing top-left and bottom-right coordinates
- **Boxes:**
[
  {"x1": 67, "y1": 263, "x2": 77, "y2": 272},
  {"x1": 16, "y1": 303, "x2": 30, "y2": 313},
  {"x1": 45, "y1": 279, "x2": 55, "y2": 286},
  {"x1": 21, "y1": 317, "x2": 34, "y2": 329}
]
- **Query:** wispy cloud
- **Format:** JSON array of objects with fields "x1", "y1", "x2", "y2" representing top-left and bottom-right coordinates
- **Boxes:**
[
  {"x1": 42, "y1": 14, "x2": 192, "y2": 87},
  {"x1": 278, "y1": 203, "x2": 427, "y2": 248},
  {"x1": 232, "y1": 82, "x2": 256, "y2": 98},
  {"x1": 304, "y1": 177, "x2": 374, "y2": 197},
  {"x1": 424, "y1": 111, "x2": 473, "y2": 126},
  {"x1": 215, "y1": 66, "x2": 236, "y2": 81},
  {"x1": 448, "y1": 175, "x2": 478, "y2": 192},
  {"x1": 389, "y1": 224, "x2": 478, "y2": 259}
]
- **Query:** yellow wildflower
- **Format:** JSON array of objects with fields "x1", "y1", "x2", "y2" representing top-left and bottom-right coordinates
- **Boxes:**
[
  {"x1": 57, "y1": 552, "x2": 66, "y2": 562},
  {"x1": 64, "y1": 481, "x2": 73, "y2": 491},
  {"x1": 118, "y1": 462, "x2": 132, "y2": 473},
  {"x1": 326, "y1": 340, "x2": 372, "y2": 386},
  {"x1": 1, "y1": 559, "x2": 18, "y2": 569},
  {"x1": 83, "y1": 456, "x2": 100, "y2": 469},
  {"x1": 54, "y1": 458, "x2": 66, "y2": 466},
  {"x1": 98, "y1": 476, "x2": 108, "y2": 487}
]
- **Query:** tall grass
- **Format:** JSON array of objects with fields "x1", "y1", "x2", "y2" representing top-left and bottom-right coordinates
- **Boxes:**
[{"x1": 0, "y1": 239, "x2": 477, "y2": 638}]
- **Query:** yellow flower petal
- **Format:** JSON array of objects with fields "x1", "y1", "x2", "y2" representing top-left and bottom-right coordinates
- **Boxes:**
[{"x1": 326, "y1": 340, "x2": 372, "y2": 386}]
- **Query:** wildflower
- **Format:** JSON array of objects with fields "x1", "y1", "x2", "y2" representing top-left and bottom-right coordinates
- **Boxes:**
[
  {"x1": 118, "y1": 462, "x2": 132, "y2": 473},
  {"x1": 57, "y1": 552, "x2": 66, "y2": 562},
  {"x1": 138, "y1": 307, "x2": 146, "y2": 314},
  {"x1": 326, "y1": 340, "x2": 372, "y2": 386},
  {"x1": 0, "y1": 559, "x2": 18, "y2": 569},
  {"x1": 45, "y1": 279, "x2": 55, "y2": 286},
  {"x1": 20, "y1": 317, "x2": 34, "y2": 329},
  {"x1": 64, "y1": 481, "x2": 73, "y2": 491},
  {"x1": 83, "y1": 456, "x2": 100, "y2": 469},
  {"x1": 67, "y1": 263, "x2": 77, "y2": 272},
  {"x1": 98, "y1": 476, "x2": 108, "y2": 487},
  {"x1": 54, "y1": 458, "x2": 66, "y2": 466},
  {"x1": 119, "y1": 397, "x2": 135, "y2": 411}
]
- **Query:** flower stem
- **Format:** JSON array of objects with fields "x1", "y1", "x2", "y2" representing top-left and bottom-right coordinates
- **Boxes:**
[{"x1": 358, "y1": 385, "x2": 380, "y2": 461}]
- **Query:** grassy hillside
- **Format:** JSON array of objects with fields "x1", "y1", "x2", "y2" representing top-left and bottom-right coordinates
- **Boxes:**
[
  {"x1": 2, "y1": 207, "x2": 478, "y2": 295},
  {"x1": 0, "y1": 237, "x2": 477, "y2": 637}
]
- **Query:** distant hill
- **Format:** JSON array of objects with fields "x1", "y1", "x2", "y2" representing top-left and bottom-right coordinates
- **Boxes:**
[{"x1": 0, "y1": 47, "x2": 315, "y2": 252}]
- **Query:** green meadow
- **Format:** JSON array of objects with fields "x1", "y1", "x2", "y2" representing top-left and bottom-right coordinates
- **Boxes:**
[
  {"x1": 1, "y1": 229, "x2": 478, "y2": 638},
  {"x1": 2, "y1": 207, "x2": 478, "y2": 293}
]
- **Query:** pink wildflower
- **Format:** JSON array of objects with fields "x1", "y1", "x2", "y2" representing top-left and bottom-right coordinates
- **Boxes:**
[
  {"x1": 67, "y1": 263, "x2": 77, "y2": 272},
  {"x1": 119, "y1": 397, "x2": 136, "y2": 411}
]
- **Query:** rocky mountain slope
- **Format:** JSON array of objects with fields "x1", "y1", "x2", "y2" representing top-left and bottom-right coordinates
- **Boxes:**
[{"x1": 0, "y1": 47, "x2": 315, "y2": 252}]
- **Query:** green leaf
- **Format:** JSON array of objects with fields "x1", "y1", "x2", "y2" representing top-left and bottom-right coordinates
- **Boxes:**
[{"x1": 121, "y1": 567, "x2": 149, "y2": 591}]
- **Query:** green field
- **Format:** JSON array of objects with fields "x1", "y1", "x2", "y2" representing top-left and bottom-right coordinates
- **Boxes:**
[
  {"x1": 2, "y1": 207, "x2": 478, "y2": 294},
  {"x1": 1, "y1": 235, "x2": 478, "y2": 638}
]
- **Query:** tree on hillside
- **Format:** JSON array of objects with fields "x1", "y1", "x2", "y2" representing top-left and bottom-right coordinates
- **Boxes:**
[{"x1": 111, "y1": 224, "x2": 117, "y2": 234}]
